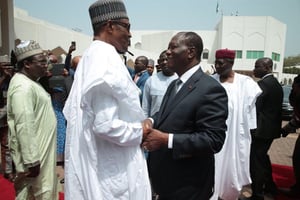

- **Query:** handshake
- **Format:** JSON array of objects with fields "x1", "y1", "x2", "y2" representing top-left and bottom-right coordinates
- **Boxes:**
[{"x1": 141, "y1": 119, "x2": 169, "y2": 152}]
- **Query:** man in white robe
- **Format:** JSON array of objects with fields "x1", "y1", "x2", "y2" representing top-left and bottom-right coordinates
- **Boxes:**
[
  {"x1": 63, "y1": 1, "x2": 151, "y2": 199},
  {"x1": 211, "y1": 49, "x2": 262, "y2": 200}
]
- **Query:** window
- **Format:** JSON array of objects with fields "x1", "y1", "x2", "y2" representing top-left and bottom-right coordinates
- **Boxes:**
[
  {"x1": 272, "y1": 52, "x2": 280, "y2": 62},
  {"x1": 202, "y1": 49, "x2": 209, "y2": 59},
  {"x1": 246, "y1": 51, "x2": 264, "y2": 59},
  {"x1": 235, "y1": 50, "x2": 242, "y2": 59}
]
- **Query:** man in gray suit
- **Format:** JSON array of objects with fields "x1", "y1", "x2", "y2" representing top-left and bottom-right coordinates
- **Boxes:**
[{"x1": 142, "y1": 32, "x2": 228, "y2": 200}]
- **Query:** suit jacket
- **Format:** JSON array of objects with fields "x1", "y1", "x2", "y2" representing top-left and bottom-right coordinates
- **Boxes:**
[
  {"x1": 254, "y1": 74, "x2": 283, "y2": 139},
  {"x1": 148, "y1": 68, "x2": 228, "y2": 200},
  {"x1": 133, "y1": 70, "x2": 150, "y2": 102}
]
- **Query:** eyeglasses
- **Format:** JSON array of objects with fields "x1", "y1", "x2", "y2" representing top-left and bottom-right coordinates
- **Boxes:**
[
  {"x1": 111, "y1": 20, "x2": 131, "y2": 32},
  {"x1": 31, "y1": 59, "x2": 48, "y2": 66}
]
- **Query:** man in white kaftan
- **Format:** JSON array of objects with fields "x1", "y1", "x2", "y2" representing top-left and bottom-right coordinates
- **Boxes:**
[
  {"x1": 7, "y1": 41, "x2": 57, "y2": 200},
  {"x1": 142, "y1": 50, "x2": 177, "y2": 117},
  {"x1": 63, "y1": 40, "x2": 151, "y2": 200},
  {"x1": 211, "y1": 49, "x2": 262, "y2": 200},
  {"x1": 63, "y1": 1, "x2": 151, "y2": 199}
]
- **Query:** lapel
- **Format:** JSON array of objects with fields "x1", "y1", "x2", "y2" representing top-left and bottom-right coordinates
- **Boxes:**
[
  {"x1": 157, "y1": 68, "x2": 204, "y2": 126},
  {"x1": 136, "y1": 71, "x2": 148, "y2": 86}
]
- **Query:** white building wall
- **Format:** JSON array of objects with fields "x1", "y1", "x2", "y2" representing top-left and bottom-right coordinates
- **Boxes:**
[
  {"x1": 219, "y1": 16, "x2": 286, "y2": 80},
  {"x1": 14, "y1": 8, "x2": 92, "y2": 58}
]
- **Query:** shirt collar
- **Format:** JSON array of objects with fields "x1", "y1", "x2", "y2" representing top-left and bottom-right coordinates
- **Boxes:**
[
  {"x1": 136, "y1": 70, "x2": 148, "y2": 76},
  {"x1": 262, "y1": 73, "x2": 273, "y2": 79},
  {"x1": 179, "y1": 64, "x2": 200, "y2": 84}
]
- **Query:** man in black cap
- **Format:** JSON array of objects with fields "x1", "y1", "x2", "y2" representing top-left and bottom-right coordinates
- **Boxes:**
[{"x1": 63, "y1": 1, "x2": 151, "y2": 199}]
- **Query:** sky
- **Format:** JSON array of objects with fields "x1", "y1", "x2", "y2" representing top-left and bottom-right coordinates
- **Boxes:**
[{"x1": 14, "y1": 0, "x2": 300, "y2": 57}]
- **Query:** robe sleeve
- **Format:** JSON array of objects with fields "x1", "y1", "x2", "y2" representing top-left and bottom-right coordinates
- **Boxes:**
[
  {"x1": 246, "y1": 79, "x2": 262, "y2": 129},
  {"x1": 10, "y1": 87, "x2": 40, "y2": 166},
  {"x1": 87, "y1": 81, "x2": 143, "y2": 147}
]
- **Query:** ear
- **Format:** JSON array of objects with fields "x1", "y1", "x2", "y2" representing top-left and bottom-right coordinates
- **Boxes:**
[
  {"x1": 106, "y1": 20, "x2": 114, "y2": 34},
  {"x1": 188, "y1": 47, "x2": 196, "y2": 59},
  {"x1": 23, "y1": 60, "x2": 31, "y2": 70}
]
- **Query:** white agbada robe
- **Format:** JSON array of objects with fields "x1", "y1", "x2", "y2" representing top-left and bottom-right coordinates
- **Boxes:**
[
  {"x1": 211, "y1": 73, "x2": 262, "y2": 200},
  {"x1": 63, "y1": 40, "x2": 151, "y2": 200}
]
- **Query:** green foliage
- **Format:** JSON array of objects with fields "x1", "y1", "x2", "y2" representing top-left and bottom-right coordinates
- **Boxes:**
[
  {"x1": 283, "y1": 67, "x2": 300, "y2": 74},
  {"x1": 283, "y1": 54, "x2": 300, "y2": 74},
  {"x1": 284, "y1": 54, "x2": 300, "y2": 67}
]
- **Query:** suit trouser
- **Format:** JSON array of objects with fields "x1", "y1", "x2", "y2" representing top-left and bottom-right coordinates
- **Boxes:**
[
  {"x1": 157, "y1": 185, "x2": 212, "y2": 200},
  {"x1": 250, "y1": 137, "x2": 275, "y2": 197},
  {"x1": 292, "y1": 134, "x2": 300, "y2": 189}
]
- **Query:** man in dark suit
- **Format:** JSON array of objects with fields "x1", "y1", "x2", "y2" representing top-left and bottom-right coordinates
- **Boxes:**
[
  {"x1": 142, "y1": 32, "x2": 228, "y2": 200},
  {"x1": 133, "y1": 55, "x2": 150, "y2": 103},
  {"x1": 280, "y1": 74, "x2": 300, "y2": 198},
  {"x1": 246, "y1": 57, "x2": 283, "y2": 200}
]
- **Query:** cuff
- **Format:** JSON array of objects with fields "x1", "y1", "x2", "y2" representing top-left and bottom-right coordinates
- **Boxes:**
[
  {"x1": 24, "y1": 160, "x2": 40, "y2": 168},
  {"x1": 168, "y1": 133, "x2": 173, "y2": 149}
]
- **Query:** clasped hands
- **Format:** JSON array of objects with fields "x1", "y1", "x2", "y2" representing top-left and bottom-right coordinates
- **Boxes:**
[{"x1": 141, "y1": 119, "x2": 169, "y2": 152}]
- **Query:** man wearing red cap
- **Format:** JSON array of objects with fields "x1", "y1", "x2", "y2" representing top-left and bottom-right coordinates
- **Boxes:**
[{"x1": 211, "y1": 49, "x2": 262, "y2": 200}]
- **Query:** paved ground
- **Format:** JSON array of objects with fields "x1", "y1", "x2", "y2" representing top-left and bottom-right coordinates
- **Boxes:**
[
  {"x1": 269, "y1": 133, "x2": 297, "y2": 167},
  {"x1": 1, "y1": 122, "x2": 298, "y2": 199},
  {"x1": 239, "y1": 121, "x2": 298, "y2": 200}
]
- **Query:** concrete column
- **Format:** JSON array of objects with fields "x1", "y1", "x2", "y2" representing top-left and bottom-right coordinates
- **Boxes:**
[{"x1": 0, "y1": 0, "x2": 15, "y2": 56}]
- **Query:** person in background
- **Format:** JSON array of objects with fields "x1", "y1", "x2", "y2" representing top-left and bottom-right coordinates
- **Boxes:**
[
  {"x1": 46, "y1": 54, "x2": 68, "y2": 181},
  {"x1": 142, "y1": 50, "x2": 177, "y2": 117},
  {"x1": 245, "y1": 57, "x2": 283, "y2": 200},
  {"x1": 62, "y1": 0, "x2": 151, "y2": 199},
  {"x1": 143, "y1": 32, "x2": 228, "y2": 200},
  {"x1": 120, "y1": 52, "x2": 134, "y2": 76},
  {"x1": 147, "y1": 58, "x2": 155, "y2": 76},
  {"x1": 0, "y1": 55, "x2": 14, "y2": 181},
  {"x1": 279, "y1": 74, "x2": 300, "y2": 198},
  {"x1": 7, "y1": 40, "x2": 57, "y2": 199},
  {"x1": 65, "y1": 42, "x2": 81, "y2": 79},
  {"x1": 211, "y1": 49, "x2": 262, "y2": 200},
  {"x1": 155, "y1": 64, "x2": 162, "y2": 73},
  {"x1": 71, "y1": 56, "x2": 81, "y2": 71},
  {"x1": 65, "y1": 42, "x2": 75, "y2": 75},
  {"x1": 133, "y1": 55, "x2": 150, "y2": 103}
]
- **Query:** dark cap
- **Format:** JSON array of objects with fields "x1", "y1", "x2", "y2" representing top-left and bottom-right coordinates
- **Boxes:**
[{"x1": 89, "y1": 0, "x2": 128, "y2": 30}]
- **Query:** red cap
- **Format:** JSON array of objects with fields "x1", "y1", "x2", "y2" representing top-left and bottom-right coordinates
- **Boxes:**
[{"x1": 215, "y1": 49, "x2": 235, "y2": 59}]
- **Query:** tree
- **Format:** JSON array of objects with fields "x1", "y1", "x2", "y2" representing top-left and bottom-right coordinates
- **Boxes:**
[{"x1": 284, "y1": 54, "x2": 300, "y2": 67}]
